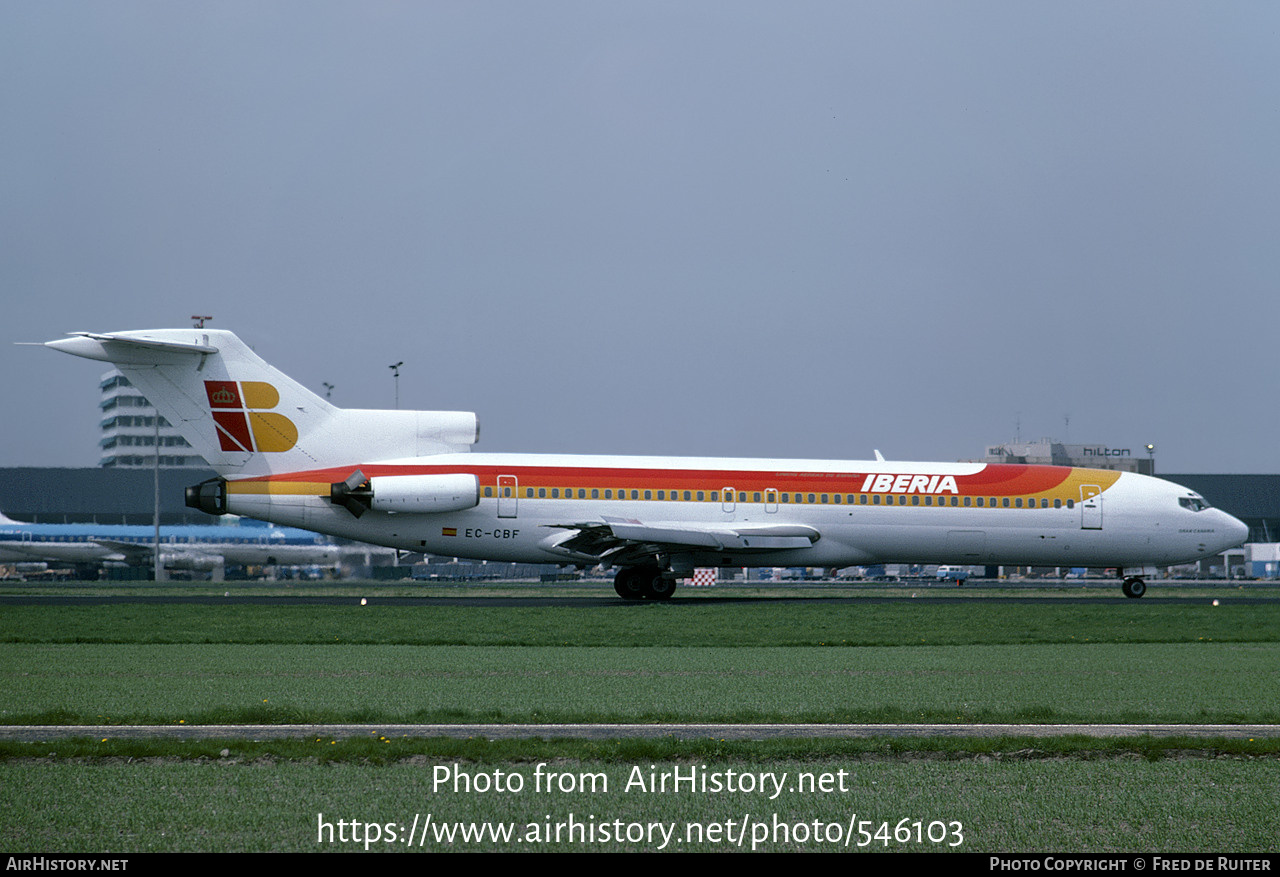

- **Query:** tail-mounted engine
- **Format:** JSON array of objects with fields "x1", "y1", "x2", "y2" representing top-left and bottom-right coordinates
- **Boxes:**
[
  {"x1": 185, "y1": 478, "x2": 228, "y2": 516},
  {"x1": 330, "y1": 471, "x2": 480, "y2": 518},
  {"x1": 330, "y1": 470, "x2": 373, "y2": 517},
  {"x1": 187, "y1": 472, "x2": 481, "y2": 519}
]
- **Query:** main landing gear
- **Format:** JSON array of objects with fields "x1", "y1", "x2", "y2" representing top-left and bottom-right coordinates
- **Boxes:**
[
  {"x1": 1121, "y1": 576, "x2": 1147, "y2": 599},
  {"x1": 613, "y1": 566, "x2": 677, "y2": 601}
]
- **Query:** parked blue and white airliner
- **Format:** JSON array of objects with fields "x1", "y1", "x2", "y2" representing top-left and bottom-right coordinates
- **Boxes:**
[{"x1": 0, "y1": 510, "x2": 340, "y2": 573}]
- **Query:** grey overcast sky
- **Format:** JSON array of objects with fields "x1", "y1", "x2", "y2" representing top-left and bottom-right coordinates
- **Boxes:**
[{"x1": 3, "y1": 2, "x2": 1277, "y2": 473}]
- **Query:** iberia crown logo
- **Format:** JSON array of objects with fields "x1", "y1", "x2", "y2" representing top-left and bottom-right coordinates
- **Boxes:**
[{"x1": 204, "y1": 381, "x2": 298, "y2": 453}]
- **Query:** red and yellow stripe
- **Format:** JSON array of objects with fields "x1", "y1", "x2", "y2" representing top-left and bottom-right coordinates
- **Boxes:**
[{"x1": 225, "y1": 463, "x2": 1121, "y2": 506}]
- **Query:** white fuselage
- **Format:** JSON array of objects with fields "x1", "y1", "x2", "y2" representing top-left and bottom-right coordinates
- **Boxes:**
[{"x1": 218, "y1": 452, "x2": 1248, "y2": 571}]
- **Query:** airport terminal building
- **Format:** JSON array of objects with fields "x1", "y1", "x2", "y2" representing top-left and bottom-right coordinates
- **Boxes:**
[{"x1": 97, "y1": 370, "x2": 206, "y2": 470}]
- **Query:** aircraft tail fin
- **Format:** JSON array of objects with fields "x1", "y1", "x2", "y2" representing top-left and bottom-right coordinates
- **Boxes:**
[{"x1": 45, "y1": 329, "x2": 478, "y2": 478}]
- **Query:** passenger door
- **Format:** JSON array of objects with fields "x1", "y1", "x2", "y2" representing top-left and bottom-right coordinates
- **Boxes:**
[
  {"x1": 1080, "y1": 485, "x2": 1102, "y2": 530},
  {"x1": 498, "y1": 475, "x2": 518, "y2": 519}
]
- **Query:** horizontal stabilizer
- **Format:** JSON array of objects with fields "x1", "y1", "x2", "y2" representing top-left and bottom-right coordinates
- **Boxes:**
[{"x1": 45, "y1": 331, "x2": 220, "y2": 362}]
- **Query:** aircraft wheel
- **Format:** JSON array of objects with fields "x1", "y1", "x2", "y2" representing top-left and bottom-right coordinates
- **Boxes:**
[
  {"x1": 613, "y1": 568, "x2": 646, "y2": 600},
  {"x1": 645, "y1": 572, "x2": 677, "y2": 601},
  {"x1": 1121, "y1": 577, "x2": 1147, "y2": 599}
]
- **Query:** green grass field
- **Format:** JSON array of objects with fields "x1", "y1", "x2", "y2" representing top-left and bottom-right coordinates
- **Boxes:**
[{"x1": 2, "y1": 583, "x2": 1278, "y2": 852}]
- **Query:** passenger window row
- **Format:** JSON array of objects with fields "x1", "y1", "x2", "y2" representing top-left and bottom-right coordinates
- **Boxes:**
[{"x1": 479, "y1": 485, "x2": 1075, "y2": 509}]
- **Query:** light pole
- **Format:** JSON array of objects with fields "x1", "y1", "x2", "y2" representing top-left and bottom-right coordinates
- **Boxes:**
[
  {"x1": 154, "y1": 413, "x2": 161, "y2": 582},
  {"x1": 389, "y1": 362, "x2": 403, "y2": 409}
]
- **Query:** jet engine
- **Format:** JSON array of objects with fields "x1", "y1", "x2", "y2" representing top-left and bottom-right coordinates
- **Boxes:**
[
  {"x1": 160, "y1": 554, "x2": 222, "y2": 571},
  {"x1": 330, "y1": 471, "x2": 479, "y2": 517}
]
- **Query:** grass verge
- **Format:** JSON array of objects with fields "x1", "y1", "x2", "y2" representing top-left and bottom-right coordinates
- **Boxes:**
[{"x1": 2, "y1": 586, "x2": 1278, "y2": 852}]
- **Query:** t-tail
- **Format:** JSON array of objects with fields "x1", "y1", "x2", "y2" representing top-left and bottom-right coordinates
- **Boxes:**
[{"x1": 45, "y1": 329, "x2": 478, "y2": 484}]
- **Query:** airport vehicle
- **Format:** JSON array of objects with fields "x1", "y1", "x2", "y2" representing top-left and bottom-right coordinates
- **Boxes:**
[
  {"x1": 45, "y1": 329, "x2": 1249, "y2": 600},
  {"x1": 935, "y1": 565, "x2": 969, "y2": 584},
  {"x1": 0, "y1": 509, "x2": 339, "y2": 575}
]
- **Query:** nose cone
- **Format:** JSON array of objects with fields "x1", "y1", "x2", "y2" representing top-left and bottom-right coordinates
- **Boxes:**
[
  {"x1": 1221, "y1": 511, "x2": 1249, "y2": 550},
  {"x1": 1205, "y1": 509, "x2": 1250, "y2": 555}
]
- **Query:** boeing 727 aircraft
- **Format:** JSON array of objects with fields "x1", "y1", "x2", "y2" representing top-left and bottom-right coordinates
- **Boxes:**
[{"x1": 45, "y1": 329, "x2": 1248, "y2": 599}]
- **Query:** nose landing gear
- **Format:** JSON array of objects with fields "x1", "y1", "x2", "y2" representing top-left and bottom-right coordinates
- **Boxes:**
[{"x1": 1121, "y1": 576, "x2": 1147, "y2": 599}]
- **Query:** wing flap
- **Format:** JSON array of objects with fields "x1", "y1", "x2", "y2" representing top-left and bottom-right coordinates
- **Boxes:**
[
  {"x1": 601, "y1": 517, "x2": 818, "y2": 550},
  {"x1": 540, "y1": 517, "x2": 819, "y2": 563}
]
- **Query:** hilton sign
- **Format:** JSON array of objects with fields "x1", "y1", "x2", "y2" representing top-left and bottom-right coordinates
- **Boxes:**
[{"x1": 1081, "y1": 447, "x2": 1132, "y2": 458}]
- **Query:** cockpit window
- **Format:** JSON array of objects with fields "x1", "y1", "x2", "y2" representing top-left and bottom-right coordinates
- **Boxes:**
[{"x1": 1179, "y1": 497, "x2": 1211, "y2": 512}]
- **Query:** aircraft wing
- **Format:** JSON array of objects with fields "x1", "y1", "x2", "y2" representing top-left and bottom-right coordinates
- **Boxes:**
[
  {"x1": 92, "y1": 540, "x2": 157, "y2": 563},
  {"x1": 540, "y1": 516, "x2": 820, "y2": 566},
  {"x1": 94, "y1": 540, "x2": 234, "y2": 573}
]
